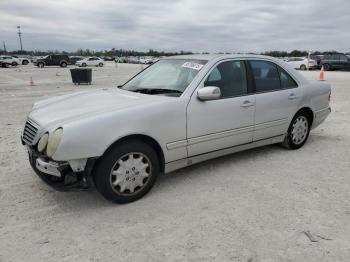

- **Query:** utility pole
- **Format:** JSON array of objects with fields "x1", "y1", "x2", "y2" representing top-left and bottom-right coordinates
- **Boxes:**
[
  {"x1": 2, "y1": 41, "x2": 6, "y2": 53},
  {"x1": 17, "y1": 25, "x2": 23, "y2": 51}
]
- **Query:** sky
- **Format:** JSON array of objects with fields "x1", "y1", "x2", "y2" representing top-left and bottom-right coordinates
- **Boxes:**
[{"x1": 1, "y1": 0, "x2": 349, "y2": 53}]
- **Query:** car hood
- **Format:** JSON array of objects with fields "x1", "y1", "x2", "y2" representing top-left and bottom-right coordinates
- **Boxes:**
[{"x1": 29, "y1": 88, "x2": 169, "y2": 128}]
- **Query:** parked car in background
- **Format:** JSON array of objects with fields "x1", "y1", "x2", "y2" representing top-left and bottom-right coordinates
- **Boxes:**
[
  {"x1": 69, "y1": 56, "x2": 84, "y2": 65},
  {"x1": 0, "y1": 55, "x2": 20, "y2": 66},
  {"x1": 12, "y1": 56, "x2": 30, "y2": 65},
  {"x1": 115, "y1": 57, "x2": 127, "y2": 63},
  {"x1": 127, "y1": 56, "x2": 140, "y2": 64},
  {"x1": 285, "y1": 57, "x2": 317, "y2": 70},
  {"x1": 309, "y1": 55, "x2": 324, "y2": 69},
  {"x1": 76, "y1": 57, "x2": 104, "y2": 67},
  {"x1": 320, "y1": 53, "x2": 350, "y2": 71},
  {"x1": 22, "y1": 54, "x2": 331, "y2": 203},
  {"x1": 102, "y1": 56, "x2": 114, "y2": 61},
  {"x1": 33, "y1": 54, "x2": 70, "y2": 68},
  {"x1": 139, "y1": 57, "x2": 154, "y2": 64}
]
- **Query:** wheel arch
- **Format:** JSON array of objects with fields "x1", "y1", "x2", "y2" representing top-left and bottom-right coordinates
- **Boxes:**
[
  {"x1": 102, "y1": 134, "x2": 165, "y2": 173},
  {"x1": 295, "y1": 107, "x2": 314, "y2": 126}
]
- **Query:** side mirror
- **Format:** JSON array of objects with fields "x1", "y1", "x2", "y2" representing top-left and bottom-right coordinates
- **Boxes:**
[{"x1": 197, "y1": 86, "x2": 221, "y2": 101}]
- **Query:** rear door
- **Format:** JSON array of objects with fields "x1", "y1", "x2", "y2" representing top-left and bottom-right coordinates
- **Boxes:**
[
  {"x1": 339, "y1": 54, "x2": 350, "y2": 69},
  {"x1": 331, "y1": 54, "x2": 342, "y2": 69},
  {"x1": 248, "y1": 60, "x2": 300, "y2": 141},
  {"x1": 187, "y1": 60, "x2": 255, "y2": 156}
]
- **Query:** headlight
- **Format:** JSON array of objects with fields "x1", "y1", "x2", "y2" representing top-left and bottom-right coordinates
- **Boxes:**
[
  {"x1": 37, "y1": 133, "x2": 49, "y2": 152},
  {"x1": 46, "y1": 128, "x2": 63, "y2": 157}
]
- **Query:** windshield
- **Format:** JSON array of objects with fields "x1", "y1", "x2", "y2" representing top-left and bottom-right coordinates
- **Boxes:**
[{"x1": 122, "y1": 59, "x2": 207, "y2": 96}]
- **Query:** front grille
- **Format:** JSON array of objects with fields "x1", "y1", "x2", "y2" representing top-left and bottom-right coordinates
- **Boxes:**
[{"x1": 22, "y1": 118, "x2": 39, "y2": 145}]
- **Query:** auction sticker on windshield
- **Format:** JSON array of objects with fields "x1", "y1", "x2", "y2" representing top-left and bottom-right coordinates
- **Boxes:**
[{"x1": 182, "y1": 62, "x2": 204, "y2": 70}]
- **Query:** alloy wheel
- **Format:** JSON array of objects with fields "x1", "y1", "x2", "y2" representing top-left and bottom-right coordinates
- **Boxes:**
[
  {"x1": 110, "y1": 152, "x2": 152, "y2": 195},
  {"x1": 291, "y1": 116, "x2": 309, "y2": 145}
]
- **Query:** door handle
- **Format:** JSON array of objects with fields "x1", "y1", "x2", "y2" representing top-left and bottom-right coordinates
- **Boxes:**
[
  {"x1": 241, "y1": 100, "x2": 255, "y2": 108},
  {"x1": 288, "y1": 93, "x2": 297, "y2": 100}
]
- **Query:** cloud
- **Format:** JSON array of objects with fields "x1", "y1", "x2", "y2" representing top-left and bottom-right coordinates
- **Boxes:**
[{"x1": 0, "y1": 0, "x2": 349, "y2": 52}]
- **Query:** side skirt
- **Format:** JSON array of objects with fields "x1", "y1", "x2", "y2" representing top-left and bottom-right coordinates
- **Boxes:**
[{"x1": 164, "y1": 134, "x2": 285, "y2": 174}]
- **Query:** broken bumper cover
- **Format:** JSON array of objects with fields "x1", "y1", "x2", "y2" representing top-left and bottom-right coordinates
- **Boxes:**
[
  {"x1": 27, "y1": 146, "x2": 96, "y2": 191},
  {"x1": 36, "y1": 157, "x2": 66, "y2": 177}
]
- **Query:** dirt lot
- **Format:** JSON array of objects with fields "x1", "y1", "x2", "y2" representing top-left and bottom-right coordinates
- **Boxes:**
[{"x1": 0, "y1": 63, "x2": 349, "y2": 262}]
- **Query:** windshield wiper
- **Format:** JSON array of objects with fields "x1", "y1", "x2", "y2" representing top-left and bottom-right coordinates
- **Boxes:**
[{"x1": 132, "y1": 88, "x2": 183, "y2": 94}]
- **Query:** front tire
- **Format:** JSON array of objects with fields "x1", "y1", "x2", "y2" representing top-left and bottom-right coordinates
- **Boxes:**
[
  {"x1": 93, "y1": 140, "x2": 160, "y2": 203},
  {"x1": 12, "y1": 62, "x2": 18, "y2": 66},
  {"x1": 82, "y1": 63, "x2": 87, "y2": 67},
  {"x1": 281, "y1": 111, "x2": 311, "y2": 149},
  {"x1": 22, "y1": 60, "x2": 29, "y2": 65},
  {"x1": 38, "y1": 62, "x2": 44, "y2": 68},
  {"x1": 98, "y1": 63, "x2": 103, "y2": 67},
  {"x1": 60, "y1": 62, "x2": 67, "y2": 67}
]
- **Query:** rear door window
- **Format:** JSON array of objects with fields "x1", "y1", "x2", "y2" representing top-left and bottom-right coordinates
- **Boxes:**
[
  {"x1": 278, "y1": 67, "x2": 298, "y2": 89},
  {"x1": 249, "y1": 61, "x2": 281, "y2": 93}
]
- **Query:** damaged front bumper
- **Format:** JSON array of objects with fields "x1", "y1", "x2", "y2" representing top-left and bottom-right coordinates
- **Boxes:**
[
  {"x1": 27, "y1": 146, "x2": 96, "y2": 191},
  {"x1": 36, "y1": 157, "x2": 66, "y2": 177}
]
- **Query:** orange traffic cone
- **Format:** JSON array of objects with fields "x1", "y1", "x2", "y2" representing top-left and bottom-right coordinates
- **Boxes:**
[
  {"x1": 319, "y1": 66, "x2": 325, "y2": 81},
  {"x1": 30, "y1": 76, "x2": 35, "y2": 86}
]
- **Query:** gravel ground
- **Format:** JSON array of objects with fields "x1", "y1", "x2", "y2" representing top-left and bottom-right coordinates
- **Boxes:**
[{"x1": 0, "y1": 63, "x2": 349, "y2": 262}]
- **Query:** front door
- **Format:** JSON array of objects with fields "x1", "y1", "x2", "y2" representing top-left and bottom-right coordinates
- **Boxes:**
[
  {"x1": 46, "y1": 55, "x2": 54, "y2": 65},
  {"x1": 187, "y1": 60, "x2": 255, "y2": 157},
  {"x1": 87, "y1": 58, "x2": 96, "y2": 66}
]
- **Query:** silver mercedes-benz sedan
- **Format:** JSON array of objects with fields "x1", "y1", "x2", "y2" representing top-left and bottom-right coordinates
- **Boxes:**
[{"x1": 21, "y1": 54, "x2": 331, "y2": 203}]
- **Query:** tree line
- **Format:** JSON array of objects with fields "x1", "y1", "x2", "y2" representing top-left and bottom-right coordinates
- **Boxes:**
[
  {"x1": 0, "y1": 48, "x2": 347, "y2": 57},
  {"x1": 0, "y1": 48, "x2": 193, "y2": 57}
]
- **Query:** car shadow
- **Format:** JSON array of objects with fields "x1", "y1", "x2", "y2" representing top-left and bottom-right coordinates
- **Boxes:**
[
  {"x1": 46, "y1": 144, "x2": 282, "y2": 210},
  {"x1": 47, "y1": 133, "x2": 329, "y2": 209}
]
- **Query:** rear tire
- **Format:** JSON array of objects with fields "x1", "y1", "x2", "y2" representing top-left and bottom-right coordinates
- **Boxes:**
[
  {"x1": 281, "y1": 111, "x2": 311, "y2": 149},
  {"x1": 82, "y1": 63, "x2": 87, "y2": 67},
  {"x1": 38, "y1": 62, "x2": 44, "y2": 68},
  {"x1": 99, "y1": 63, "x2": 103, "y2": 67},
  {"x1": 12, "y1": 62, "x2": 18, "y2": 66},
  {"x1": 300, "y1": 64, "x2": 307, "y2": 70},
  {"x1": 60, "y1": 62, "x2": 67, "y2": 67},
  {"x1": 93, "y1": 140, "x2": 159, "y2": 204},
  {"x1": 22, "y1": 60, "x2": 29, "y2": 65}
]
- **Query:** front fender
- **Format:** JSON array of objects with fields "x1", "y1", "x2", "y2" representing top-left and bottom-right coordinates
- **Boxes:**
[{"x1": 52, "y1": 98, "x2": 189, "y2": 163}]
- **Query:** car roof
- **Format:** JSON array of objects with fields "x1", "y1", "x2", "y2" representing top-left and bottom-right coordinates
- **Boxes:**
[
  {"x1": 166, "y1": 54, "x2": 282, "y2": 62},
  {"x1": 167, "y1": 53, "x2": 309, "y2": 86}
]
